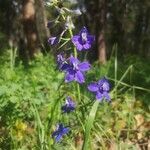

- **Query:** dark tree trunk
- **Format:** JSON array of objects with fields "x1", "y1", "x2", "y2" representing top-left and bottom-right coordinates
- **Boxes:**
[
  {"x1": 144, "y1": 8, "x2": 150, "y2": 58},
  {"x1": 97, "y1": 0, "x2": 107, "y2": 64},
  {"x1": 85, "y1": 0, "x2": 107, "y2": 64},
  {"x1": 22, "y1": 0, "x2": 39, "y2": 59},
  {"x1": 35, "y1": 0, "x2": 50, "y2": 52},
  {"x1": 98, "y1": 30, "x2": 107, "y2": 64}
]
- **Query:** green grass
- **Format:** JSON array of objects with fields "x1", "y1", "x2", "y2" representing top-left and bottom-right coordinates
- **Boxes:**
[{"x1": 0, "y1": 50, "x2": 149, "y2": 150}]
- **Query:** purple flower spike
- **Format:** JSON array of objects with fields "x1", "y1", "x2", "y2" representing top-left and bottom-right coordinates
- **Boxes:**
[
  {"x1": 64, "y1": 55, "x2": 91, "y2": 84},
  {"x1": 52, "y1": 124, "x2": 69, "y2": 142},
  {"x1": 48, "y1": 37, "x2": 58, "y2": 45},
  {"x1": 88, "y1": 77, "x2": 111, "y2": 102},
  {"x1": 71, "y1": 27, "x2": 95, "y2": 51},
  {"x1": 61, "y1": 97, "x2": 75, "y2": 113}
]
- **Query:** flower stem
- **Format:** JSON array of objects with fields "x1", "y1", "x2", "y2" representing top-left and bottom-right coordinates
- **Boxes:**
[
  {"x1": 77, "y1": 84, "x2": 81, "y2": 101},
  {"x1": 61, "y1": 13, "x2": 81, "y2": 101},
  {"x1": 68, "y1": 27, "x2": 81, "y2": 102},
  {"x1": 68, "y1": 28, "x2": 77, "y2": 58}
]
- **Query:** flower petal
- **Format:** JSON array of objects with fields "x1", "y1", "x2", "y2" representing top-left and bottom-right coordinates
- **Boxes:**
[
  {"x1": 103, "y1": 92, "x2": 111, "y2": 101},
  {"x1": 79, "y1": 26, "x2": 88, "y2": 35},
  {"x1": 71, "y1": 36, "x2": 84, "y2": 51},
  {"x1": 52, "y1": 130, "x2": 58, "y2": 137},
  {"x1": 66, "y1": 97, "x2": 75, "y2": 107},
  {"x1": 75, "y1": 71, "x2": 85, "y2": 83},
  {"x1": 55, "y1": 134, "x2": 62, "y2": 142},
  {"x1": 76, "y1": 43, "x2": 84, "y2": 51},
  {"x1": 98, "y1": 78, "x2": 110, "y2": 91},
  {"x1": 87, "y1": 35, "x2": 95, "y2": 43},
  {"x1": 83, "y1": 43, "x2": 91, "y2": 49},
  {"x1": 70, "y1": 55, "x2": 80, "y2": 65},
  {"x1": 96, "y1": 92, "x2": 103, "y2": 101},
  {"x1": 62, "y1": 97, "x2": 75, "y2": 113},
  {"x1": 48, "y1": 37, "x2": 58, "y2": 45},
  {"x1": 62, "y1": 127, "x2": 69, "y2": 135},
  {"x1": 71, "y1": 35, "x2": 80, "y2": 43},
  {"x1": 52, "y1": 124, "x2": 69, "y2": 142},
  {"x1": 78, "y1": 62, "x2": 91, "y2": 72},
  {"x1": 88, "y1": 83, "x2": 99, "y2": 92},
  {"x1": 102, "y1": 82, "x2": 110, "y2": 91},
  {"x1": 65, "y1": 73, "x2": 74, "y2": 83}
]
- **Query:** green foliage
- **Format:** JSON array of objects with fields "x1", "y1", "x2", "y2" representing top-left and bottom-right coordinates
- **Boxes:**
[{"x1": 0, "y1": 51, "x2": 149, "y2": 149}]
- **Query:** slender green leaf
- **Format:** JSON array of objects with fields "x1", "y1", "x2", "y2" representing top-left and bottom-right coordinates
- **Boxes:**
[{"x1": 82, "y1": 100, "x2": 99, "y2": 150}]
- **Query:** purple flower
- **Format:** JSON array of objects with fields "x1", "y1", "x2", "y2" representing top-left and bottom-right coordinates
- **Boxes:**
[
  {"x1": 57, "y1": 54, "x2": 70, "y2": 71},
  {"x1": 52, "y1": 124, "x2": 69, "y2": 142},
  {"x1": 48, "y1": 37, "x2": 59, "y2": 45},
  {"x1": 61, "y1": 97, "x2": 75, "y2": 113},
  {"x1": 64, "y1": 55, "x2": 91, "y2": 83},
  {"x1": 88, "y1": 77, "x2": 111, "y2": 102},
  {"x1": 71, "y1": 27, "x2": 95, "y2": 51}
]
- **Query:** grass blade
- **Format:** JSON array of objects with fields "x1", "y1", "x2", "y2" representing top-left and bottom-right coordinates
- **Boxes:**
[{"x1": 82, "y1": 100, "x2": 99, "y2": 150}]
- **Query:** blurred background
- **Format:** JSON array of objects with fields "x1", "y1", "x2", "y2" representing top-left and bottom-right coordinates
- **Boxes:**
[{"x1": 0, "y1": 0, "x2": 150, "y2": 62}]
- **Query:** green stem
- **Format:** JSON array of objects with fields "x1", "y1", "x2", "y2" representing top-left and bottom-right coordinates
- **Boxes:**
[
  {"x1": 60, "y1": 14, "x2": 81, "y2": 103},
  {"x1": 10, "y1": 48, "x2": 13, "y2": 70},
  {"x1": 68, "y1": 26, "x2": 81, "y2": 102},
  {"x1": 77, "y1": 84, "x2": 81, "y2": 101},
  {"x1": 68, "y1": 28, "x2": 77, "y2": 58}
]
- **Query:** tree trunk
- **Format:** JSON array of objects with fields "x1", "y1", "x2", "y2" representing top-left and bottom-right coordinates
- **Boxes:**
[
  {"x1": 35, "y1": 0, "x2": 50, "y2": 52},
  {"x1": 98, "y1": 30, "x2": 106, "y2": 64},
  {"x1": 85, "y1": 0, "x2": 107, "y2": 64},
  {"x1": 22, "y1": 0, "x2": 39, "y2": 59},
  {"x1": 97, "y1": 0, "x2": 107, "y2": 64}
]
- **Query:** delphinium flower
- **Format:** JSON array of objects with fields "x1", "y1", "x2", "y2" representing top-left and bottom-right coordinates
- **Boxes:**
[
  {"x1": 61, "y1": 96, "x2": 75, "y2": 113},
  {"x1": 88, "y1": 77, "x2": 111, "y2": 102},
  {"x1": 52, "y1": 124, "x2": 69, "y2": 142},
  {"x1": 48, "y1": 36, "x2": 59, "y2": 45},
  {"x1": 57, "y1": 54, "x2": 70, "y2": 71},
  {"x1": 71, "y1": 27, "x2": 95, "y2": 51},
  {"x1": 64, "y1": 55, "x2": 91, "y2": 83}
]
